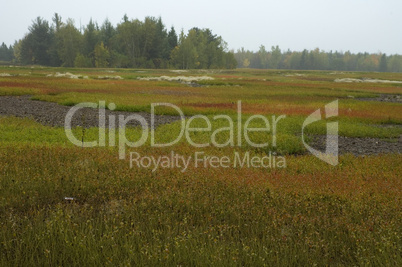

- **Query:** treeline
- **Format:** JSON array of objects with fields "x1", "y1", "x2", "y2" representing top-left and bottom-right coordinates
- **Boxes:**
[
  {"x1": 0, "y1": 43, "x2": 14, "y2": 62},
  {"x1": 235, "y1": 46, "x2": 402, "y2": 72},
  {"x1": 0, "y1": 14, "x2": 237, "y2": 69},
  {"x1": 3, "y1": 15, "x2": 402, "y2": 72}
]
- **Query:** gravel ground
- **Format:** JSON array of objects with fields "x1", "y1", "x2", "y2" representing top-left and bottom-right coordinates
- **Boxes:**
[
  {"x1": 356, "y1": 94, "x2": 401, "y2": 103},
  {"x1": 0, "y1": 95, "x2": 181, "y2": 128},
  {"x1": 310, "y1": 135, "x2": 401, "y2": 156},
  {"x1": 0, "y1": 95, "x2": 401, "y2": 156}
]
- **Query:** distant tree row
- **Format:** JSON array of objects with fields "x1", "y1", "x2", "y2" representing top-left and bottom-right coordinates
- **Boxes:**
[
  {"x1": 235, "y1": 46, "x2": 402, "y2": 72},
  {"x1": 0, "y1": 43, "x2": 14, "y2": 62},
  {"x1": 0, "y1": 14, "x2": 236, "y2": 69},
  {"x1": 3, "y1": 15, "x2": 401, "y2": 72}
]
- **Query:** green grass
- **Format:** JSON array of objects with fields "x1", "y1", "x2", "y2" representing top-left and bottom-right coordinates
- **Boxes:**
[
  {"x1": 0, "y1": 145, "x2": 400, "y2": 266},
  {"x1": 0, "y1": 67, "x2": 401, "y2": 266}
]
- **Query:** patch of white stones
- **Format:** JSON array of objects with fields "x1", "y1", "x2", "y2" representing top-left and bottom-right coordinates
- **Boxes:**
[
  {"x1": 47, "y1": 72, "x2": 89, "y2": 79},
  {"x1": 138, "y1": 76, "x2": 214, "y2": 82},
  {"x1": 335, "y1": 78, "x2": 402, "y2": 84}
]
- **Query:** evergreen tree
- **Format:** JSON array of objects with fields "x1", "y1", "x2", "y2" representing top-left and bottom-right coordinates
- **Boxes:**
[
  {"x1": 116, "y1": 19, "x2": 142, "y2": 67},
  {"x1": 7, "y1": 45, "x2": 14, "y2": 61},
  {"x1": 21, "y1": 17, "x2": 52, "y2": 65},
  {"x1": 47, "y1": 13, "x2": 63, "y2": 66},
  {"x1": 83, "y1": 19, "x2": 99, "y2": 66},
  {"x1": 52, "y1": 13, "x2": 63, "y2": 32},
  {"x1": 94, "y1": 42, "x2": 110, "y2": 68},
  {"x1": 19, "y1": 34, "x2": 34, "y2": 64},
  {"x1": 57, "y1": 19, "x2": 82, "y2": 67},
  {"x1": 379, "y1": 54, "x2": 388, "y2": 72},
  {"x1": 258, "y1": 45, "x2": 268, "y2": 69},
  {"x1": 0, "y1": 43, "x2": 14, "y2": 61},
  {"x1": 270, "y1": 46, "x2": 282, "y2": 69},
  {"x1": 100, "y1": 19, "x2": 116, "y2": 50},
  {"x1": 167, "y1": 27, "x2": 178, "y2": 54}
]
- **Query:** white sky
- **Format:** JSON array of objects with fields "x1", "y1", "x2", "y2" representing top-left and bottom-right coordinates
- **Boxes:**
[{"x1": 1, "y1": 0, "x2": 401, "y2": 54}]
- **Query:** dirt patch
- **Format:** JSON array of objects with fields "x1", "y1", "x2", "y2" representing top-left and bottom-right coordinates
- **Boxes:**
[
  {"x1": 310, "y1": 135, "x2": 401, "y2": 156},
  {"x1": 0, "y1": 95, "x2": 181, "y2": 128},
  {"x1": 355, "y1": 94, "x2": 402, "y2": 103}
]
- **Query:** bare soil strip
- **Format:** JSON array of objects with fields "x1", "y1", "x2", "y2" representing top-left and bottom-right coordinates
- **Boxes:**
[
  {"x1": 0, "y1": 95, "x2": 181, "y2": 128},
  {"x1": 311, "y1": 135, "x2": 401, "y2": 156},
  {"x1": 355, "y1": 94, "x2": 401, "y2": 103}
]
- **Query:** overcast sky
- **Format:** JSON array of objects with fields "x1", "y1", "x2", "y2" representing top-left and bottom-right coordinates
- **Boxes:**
[{"x1": 1, "y1": 0, "x2": 401, "y2": 54}]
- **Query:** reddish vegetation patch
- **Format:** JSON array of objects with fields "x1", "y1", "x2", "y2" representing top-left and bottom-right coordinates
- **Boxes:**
[
  {"x1": 182, "y1": 102, "x2": 316, "y2": 116},
  {"x1": 215, "y1": 75, "x2": 242, "y2": 79},
  {"x1": 271, "y1": 155, "x2": 402, "y2": 198},
  {"x1": 0, "y1": 81, "x2": 40, "y2": 88},
  {"x1": 247, "y1": 106, "x2": 313, "y2": 116},
  {"x1": 184, "y1": 102, "x2": 237, "y2": 109},
  {"x1": 296, "y1": 77, "x2": 334, "y2": 82},
  {"x1": 340, "y1": 109, "x2": 402, "y2": 121}
]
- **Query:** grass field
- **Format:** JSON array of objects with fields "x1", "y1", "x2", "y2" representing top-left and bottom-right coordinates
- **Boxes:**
[{"x1": 0, "y1": 66, "x2": 401, "y2": 266}]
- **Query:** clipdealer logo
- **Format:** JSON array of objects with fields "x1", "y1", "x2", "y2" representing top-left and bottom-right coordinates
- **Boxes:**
[
  {"x1": 64, "y1": 100, "x2": 339, "y2": 169},
  {"x1": 302, "y1": 100, "x2": 339, "y2": 166}
]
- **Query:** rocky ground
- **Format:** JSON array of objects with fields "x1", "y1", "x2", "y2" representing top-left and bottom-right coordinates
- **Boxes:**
[
  {"x1": 0, "y1": 95, "x2": 181, "y2": 128},
  {"x1": 311, "y1": 135, "x2": 401, "y2": 156},
  {"x1": 355, "y1": 94, "x2": 402, "y2": 103},
  {"x1": 0, "y1": 95, "x2": 401, "y2": 156}
]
